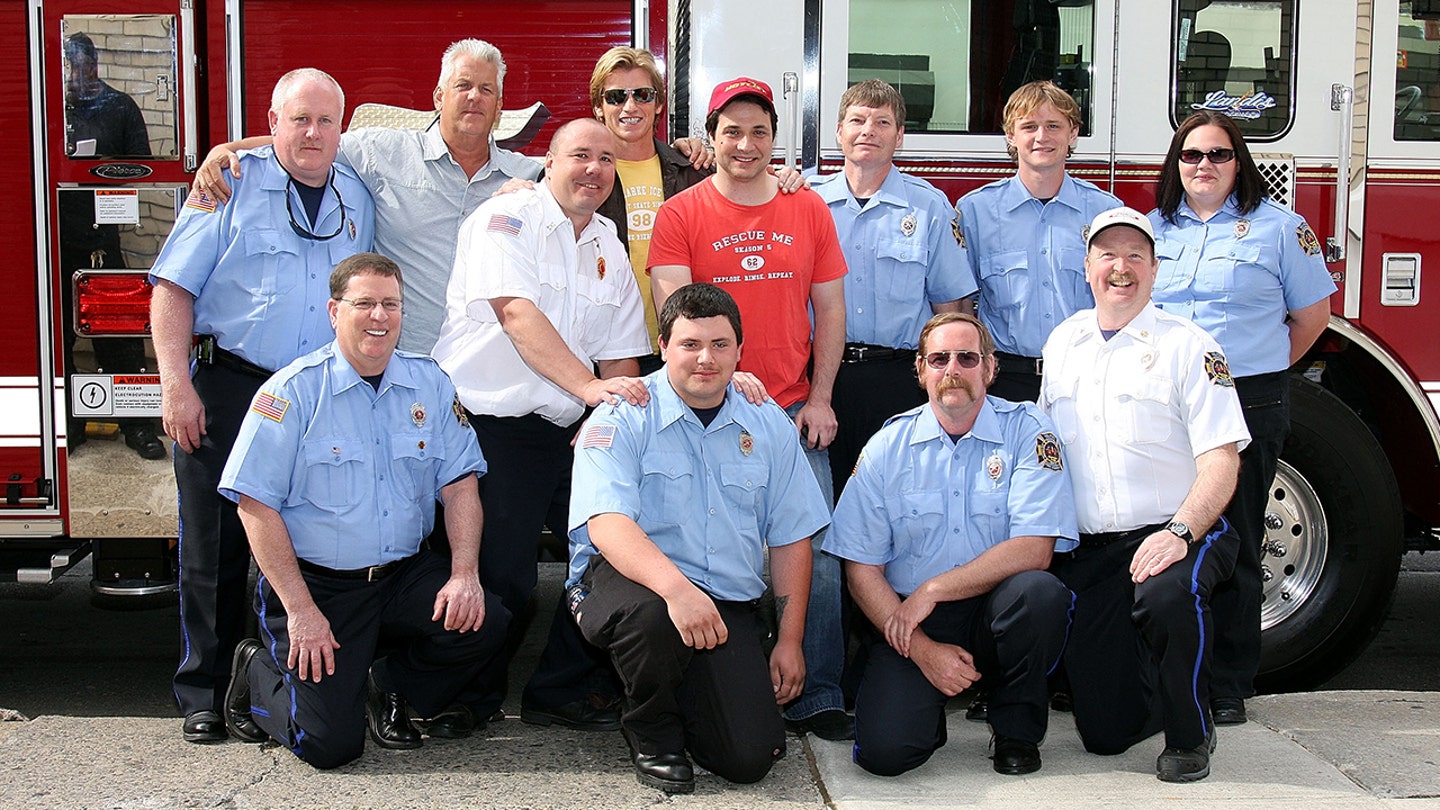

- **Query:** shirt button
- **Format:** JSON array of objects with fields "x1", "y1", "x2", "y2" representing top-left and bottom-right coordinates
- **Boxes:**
[
  {"x1": 1106, "y1": 522, "x2": 1115, "y2": 529},
  {"x1": 857, "y1": 307, "x2": 864, "y2": 314},
  {"x1": 1041, "y1": 248, "x2": 1049, "y2": 254},
  {"x1": 1044, "y1": 313, "x2": 1052, "y2": 320},
  {"x1": 952, "y1": 528, "x2": 960, "y2": 534},
  {"x1": 383, "y1": 510, "x2": 389, "y2": 516},
  {"x1": 708, "y1": 547, "x2": 716, "y2": 553},
  {"x1": 311, "y1": 273, "x2": 316, "y2": 279},
  {"x1": 1043, "y1": 281, "x2": 1051, "y2": 288},
  {"x1": 709, "y1": 508, "x2": 716, "y2": 515}
]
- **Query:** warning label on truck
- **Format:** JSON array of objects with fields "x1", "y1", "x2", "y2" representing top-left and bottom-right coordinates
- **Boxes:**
[{"x1": 71, "y1": 374, "x2": 163, "y2": 417}]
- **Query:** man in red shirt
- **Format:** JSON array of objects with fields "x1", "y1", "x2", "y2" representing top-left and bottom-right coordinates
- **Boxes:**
[{"x1": 649, "y1": 77, "x2": 851, "y2": 740}]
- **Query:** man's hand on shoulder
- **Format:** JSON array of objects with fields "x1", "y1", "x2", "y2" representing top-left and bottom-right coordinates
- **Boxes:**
[
  {"x1": 673, "y1": 137, "x2": 714, "y2": 171},
  {"x1": 794, "y1": 400, "x2": 837, "y2": 449},
  {"x1": 771, "y1": 165, "x2": 811, "y2": 195},
  {"x1": 663, "y1": 581, "x2": 728, "y2": 649},
  {"x1": 432, "y1": 573, "x2": 487, "y2": 632},
  {"x1": 582, "y1": 376, "x2": 650, "y2": 408},
  {"x1": 730, "y1": 370, "x2": 770, "y2": 405},
  {"x1": 286, "y1": 604, "x2": 341, "y2": 683},
  {"x1": 493, "y1": 177, "x2": 536, "y2": 197},
  {"x1": 195, "y1": 144, "x2": 242, "y2": 204}
]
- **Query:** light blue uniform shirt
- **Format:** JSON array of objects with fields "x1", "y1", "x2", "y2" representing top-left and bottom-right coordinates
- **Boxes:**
[
  {"x1": 219, "y1": 343, "x2": 485, "y2": 570},
  {"x1": 958, "y1": 173, "x2": 1121, "y2": 357},
  {"x1": 567, "y1": 370, "x2": 830, "y2": 602},
  {"x1": 824, "y1": 396, "x2": 1078, "y2": 596},
  {"x1": 813, "y1": 167, "x2": 976, "y2": 349},
  {"x1": 1149, "y1": 196, "x2": 1337, "y2": 377},
  {"x1": 149, "y1": 147, "x2": 375, "y2": 372},
  {"x1": 339, "y1": 127, "x2": 542, "y2": 354}
]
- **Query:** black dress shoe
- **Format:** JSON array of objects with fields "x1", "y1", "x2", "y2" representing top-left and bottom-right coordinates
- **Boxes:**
[
  {"x1": 991, "y1": 736, "x2": 1041, "y2": 775},
  {"x1": 1212, "y1": 696, "x2": 1247, "y2": 725},
  {"x1": 1049, "y1": 689, "x2": 1074, "y2": 713},
  {"x1": 784, "y1": 709, "x2": 854, "y2": 741},
  {"x1": 123, "y1": 423, "x2": 167, "y2": 460},
  {"x1": 634, "y1": 751, "x2": 695, "y2": 794},
  {"x1": 520, "y1": 697, "x2": 621, "y2": 732},
  {"x1": 366, "y1": 672, "x2": 422, "y2": 750},
  {"x1": 1156, "y1": 733, "x2": 1216, "y2": 782},
  {"x1": 965, "y1": 693, "x2": 989, "y2": 722},
  {"x1": 425, "y1": 704, "x2": 482, "y2": 739},
  {"x1": 224, "y1": 640, "x2": 268, "y2": 743},
  {"x1": 183, "y1": 710, "x2": 226, "y2": 744}
]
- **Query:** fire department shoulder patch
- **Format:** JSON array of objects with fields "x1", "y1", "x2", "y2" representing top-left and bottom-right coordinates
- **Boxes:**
[
  {"x1": 1297, "y1": 223, "x2": 1322, "y2": 256},
  {"x1": 453, "y1": 393, "x2": 470, "y2": 428},
  {"x1": 1204, "y1": 351, "x2": 1235, "y2": 387},
  {"x1": 951, "y1": 212, "x2": 966, "y2": 249},
  {"x1": 1035, "y1": 432, "x2": 1063, "y2": 472}
]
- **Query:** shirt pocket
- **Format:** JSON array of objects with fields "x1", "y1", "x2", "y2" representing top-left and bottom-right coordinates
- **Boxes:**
[
  {"x1": 1117, "y1": 376, "x2": 1174, "y2": 445},
  {"x1": 877, "y1": 235, "x2": 933, "y2": 303},
  {"x1": 391, "y1": 428, "x2": 444, "y2": 496},
  {"x1": 244, "y1": 229, "x2": 301, "y2": 296},
  {"x1": 574, "y1": 273, "x2": 626, "y2": 350},
  {"x1": 301, "y1": 439, "x2": 366, "y2": 510},
  {"x1": 719, "y1": 460, "x2": 770, "y2": 537},
  {"x1": 970, "y1": 489, "x2": 1009, "y2": 542},
  {"x1": 1196, "y1": 242, "x2": 1262, "y2": 296},
  {"x1": 1042, "y1": 374, "x2": 1081, "y2": 444},
  {"x1": 640, "y1": 452, "x2": 692, "y2": 526},
  {"x1": 1058, "y1": 246, "x2": 1091, "y2": 303},
  {"x1": 978, "y1": 249, "x2": 1030, "y2": 312},
  {"x1": 893, "y1": 490, "x2": 945, "y2": 559}
]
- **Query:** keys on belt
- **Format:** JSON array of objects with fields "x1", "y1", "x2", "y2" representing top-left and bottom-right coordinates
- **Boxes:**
[
  {"x1": 196, "y1": 336, "x2": 274, "y2": 379},
  {"x1": 995, "y1": 351, "x2": 1044, "y2": 376},
  {"x1": 843, "y1": 343, "x2": 913, "y2": 364}
]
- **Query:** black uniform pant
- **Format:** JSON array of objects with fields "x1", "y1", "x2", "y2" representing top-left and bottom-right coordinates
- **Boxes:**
[
  {"x1": 173, "y1": 362, "x2": 263, "y2": 716},
  {"x1": 574, "y1": 558, "x2": 785, "y2": 784},
  {"x1": 987, "y1": 368, "x2": 1042, "y2": 405},
  {"x1": 244, "y1": 551, "x2": 510, "y2": 769},
  {"x1": 1211, "y1": 372, "x2": 1289, "y2": 701},
  {"x1": 829, "y1": 355, "x2": 926, "y2": 498},
  {"x1": 851, "y1": 570, "x2": 1071, "y2": 776},
  {"x1": 462, "y1": 413, "x2": 616, "y2": 715},
  {"x1": 1054, "y1": 520, "x2": 1240, "y2": 754}
]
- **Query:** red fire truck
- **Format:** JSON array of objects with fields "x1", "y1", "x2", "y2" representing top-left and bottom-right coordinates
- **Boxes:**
[{"x1": 5, "y1": 0, "x2": 1434, "y2": 691}]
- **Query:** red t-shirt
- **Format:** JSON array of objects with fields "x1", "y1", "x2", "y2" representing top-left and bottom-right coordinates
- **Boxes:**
[{"x1": 649, "y1": 179, "x2": 847, "y2": 407}]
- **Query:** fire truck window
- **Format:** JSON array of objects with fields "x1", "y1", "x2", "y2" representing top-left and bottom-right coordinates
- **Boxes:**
[
  {"x1": 61, "y1": 15, "x2": 178, "y2": 160},
  {"x1": 1396, "y1": 1, "x2": 1440, "y2": 140},
  {"x1": 1170, "y1": 0, "x2": 1296, "y2": 139},
  {"x1": 847, "y1": 0, "x2": 1096, "y2": 135}
]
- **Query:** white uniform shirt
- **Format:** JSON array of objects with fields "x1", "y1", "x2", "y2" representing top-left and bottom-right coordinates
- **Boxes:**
[
  {"x1": 432, "y1": 183, "x2": 649, "y2": 428},
  {"x1": 1039, "y1": 303, "x2": 1250, "y2": 534}
]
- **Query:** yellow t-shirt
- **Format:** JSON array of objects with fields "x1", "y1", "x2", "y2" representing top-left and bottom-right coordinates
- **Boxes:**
[{"x1": 615, "y1": 155, "x2": 665, "y2": 350}]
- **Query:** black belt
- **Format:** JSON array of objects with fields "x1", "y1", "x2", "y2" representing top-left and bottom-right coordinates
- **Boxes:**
[
  {"x1": 1077, "y1": 523, "x2": 1164, "y2": 549},
  {"x1": 995, "y1": 351, "x2": 1043, "y2": 376},
  {"x1": 843, "y1": 343, "x2": 913, "y2": 364},
  {"x1": 297, "y1": 555, "x2": 413, "y2": 582},
  {"x1": 197, "y1": 336, "x2": 273, "y2": 380}
]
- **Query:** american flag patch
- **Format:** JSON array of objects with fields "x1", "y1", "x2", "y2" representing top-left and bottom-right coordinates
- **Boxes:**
[
  {"x1": 184, "y1": 187, "x2": 219, "y2": 213},
  {"x1": 580, "y1": 424, "x2": 615, "y2": 449},
  {"x1": 487, "y1": 214, "x2": 523, "y2": 236},
  {"x1": 251, "y1": 391, "x2": 289, "y2": 423}
]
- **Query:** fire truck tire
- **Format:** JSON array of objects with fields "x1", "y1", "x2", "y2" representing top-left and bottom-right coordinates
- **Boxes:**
[{"x1": 1255, "y1": 376, "x2": 1404, "y2": 691}]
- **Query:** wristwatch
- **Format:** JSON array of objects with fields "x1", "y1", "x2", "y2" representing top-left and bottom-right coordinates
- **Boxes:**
[{"x1": 1165, "y1": 520, "x2": 1195, "y2": 544}]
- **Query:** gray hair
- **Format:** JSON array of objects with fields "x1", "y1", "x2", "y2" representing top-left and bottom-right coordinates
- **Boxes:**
[
  {"x1": 439, "y1": 39, "x2": 506, "y2": 94},
  {"x1": 270, "y1": 68, "x2": 345, "y2": 115}
]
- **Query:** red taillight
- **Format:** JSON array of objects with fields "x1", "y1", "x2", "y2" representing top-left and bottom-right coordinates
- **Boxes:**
[{"x1": 73, "y1": 270, "x2": 153, "y2": 337}]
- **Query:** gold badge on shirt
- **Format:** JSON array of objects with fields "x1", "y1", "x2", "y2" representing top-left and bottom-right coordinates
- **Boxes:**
[
  {"x1": 1035, "y1": 432, "x2": 1064, "y2": 472},
  {"x1": 597, "y1": 256, "x2": 607, "y2": 279},
  {"x1": 1234, "y1": 219, "x2": 1251, "y2": 239},
  {"x1": 986, "y1": 453, "x2": 1004, "y2": 481},
  {"x1": 410, "y1": 402, "x2": 427, "y2": 428},
  {"x1": 739, "y1": 430, "x2": 754, "y2": 456},
  {"x1": 900, "y1": 213, "x2": 917, "y2": 237}
]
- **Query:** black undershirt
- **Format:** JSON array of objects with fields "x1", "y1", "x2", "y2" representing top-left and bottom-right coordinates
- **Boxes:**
[
  {"x1": 294, "y1": 179, "x2": 326, "y2": 226},
  {"x1": 692, "y1": 403, "x2": 723, "y2": 427},
  {"x1": 361, "y1": 373, "x2": 384, "y2": 391}
]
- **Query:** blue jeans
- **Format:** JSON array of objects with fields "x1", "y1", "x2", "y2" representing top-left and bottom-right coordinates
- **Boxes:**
[{"x1": 782, "y1": 401, "x2": 844, "y2": 720}]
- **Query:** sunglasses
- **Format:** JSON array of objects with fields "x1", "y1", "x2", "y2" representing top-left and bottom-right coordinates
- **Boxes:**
[
  {"x1": 1179, "y1": 147, "x2": 1236, "y2": 165},
  {"x1": 924, "y1": 351, "x2": 984, "y2": 370},
  {"x1": 602, "y1": 87, "x2": 658, "y2": 106}
]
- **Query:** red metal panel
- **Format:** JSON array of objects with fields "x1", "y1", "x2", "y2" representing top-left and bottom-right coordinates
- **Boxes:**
[{"x1": 237, "y1": 0, "x2": 631, "y2": 155}]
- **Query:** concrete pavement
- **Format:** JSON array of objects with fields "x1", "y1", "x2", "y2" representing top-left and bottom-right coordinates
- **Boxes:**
[{"x1": 3, "y1": 691, "x2": 1438, "y2": 809}]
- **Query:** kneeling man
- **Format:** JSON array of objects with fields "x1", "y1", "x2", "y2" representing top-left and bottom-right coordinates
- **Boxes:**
[
  {"x1": 219, "y1": 253, "x2": 509, "y2": 769},
  {"x1": 566, "y1": 283, "x2": 829, "y2": 793},
  {"x1": 825, "y1": 312, "x2": 1076, "y2": 776}
]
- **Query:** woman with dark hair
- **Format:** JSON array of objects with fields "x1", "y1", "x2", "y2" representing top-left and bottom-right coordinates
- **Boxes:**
[{"x1": 1147, "y1": 111, "x2": 1336, "y2": 727}]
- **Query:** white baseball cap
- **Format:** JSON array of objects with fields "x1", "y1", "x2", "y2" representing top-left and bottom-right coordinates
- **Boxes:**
[{"x1": 1086, "y1": 207, "x2": 1155, "y2": 249}]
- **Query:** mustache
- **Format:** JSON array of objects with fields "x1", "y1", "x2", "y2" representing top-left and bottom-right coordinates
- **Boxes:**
[{"x1": 935, "y1": 375, "x2": 975, "y2": 396}]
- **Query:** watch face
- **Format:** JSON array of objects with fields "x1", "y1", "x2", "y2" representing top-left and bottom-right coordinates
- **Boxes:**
[{"x1": 1168, "y1": 521, "x2": 1193, "y2": 541}]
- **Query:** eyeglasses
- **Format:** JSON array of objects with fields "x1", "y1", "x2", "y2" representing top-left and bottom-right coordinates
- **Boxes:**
[
  {"x1": 285, "y1": 172, "x2": 348, "y2": 241},
  {"x1": 337, "y1": 297, "x2": 404, "y2": 313},
  {"x1": 602, "y1": 87, "x2": 659, "y2": 106},
  {"x1": 924, "y1": 350, "x2": 983, "y2": 370},
  {"x1": 1178, "y1": 147, "x2": 1236, "y2": 165}
]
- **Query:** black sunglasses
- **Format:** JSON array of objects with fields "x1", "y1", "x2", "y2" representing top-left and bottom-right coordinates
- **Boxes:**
[
  {"x1": 924, "y1": 351, "x2": 983, "y2": 370},
  {"x1": 285, "y1": 172, "x2": 347, "y2": 241},
  {"x1": 602, "y1": 87, "x2": 658, "y2": 106},
  {"x1": 1178, "y1": 147, "x2": 1236, "y2": 165}
]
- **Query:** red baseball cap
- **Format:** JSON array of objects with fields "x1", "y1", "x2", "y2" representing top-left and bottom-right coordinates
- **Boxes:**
[{"x1": 707, "y1": 76, "x2": 775, "y2": 117}]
